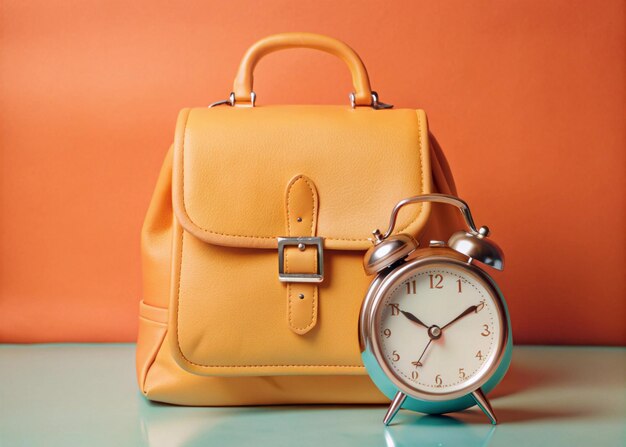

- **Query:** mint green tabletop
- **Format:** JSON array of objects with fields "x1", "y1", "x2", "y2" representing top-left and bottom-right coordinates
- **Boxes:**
[{"x1": 0, "y1": 345, "x2": 624, "y2": 446}]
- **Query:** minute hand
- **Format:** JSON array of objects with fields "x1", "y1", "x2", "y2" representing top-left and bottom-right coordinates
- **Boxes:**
[{"x1": 441, "y1": 305, "x2": 479, "y2": 330}]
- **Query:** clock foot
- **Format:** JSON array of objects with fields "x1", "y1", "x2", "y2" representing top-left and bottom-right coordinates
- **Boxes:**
[
  {"x1": 471, "y1": 388, "x2": 497, "y2": 425},
  {"x1": 383, "y1": 391, "x2": 407, "y2": 426}
]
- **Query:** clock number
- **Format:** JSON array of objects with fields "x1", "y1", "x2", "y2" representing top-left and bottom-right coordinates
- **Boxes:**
[
  {"x1": 435, "y1": 374, "x2": 442, "y2": 386},
  {"x1": 456, "y1": 279, "x2": 462, "y2": 293},
  {"x1": 476, "y1": 300, "x2": 485, "y2": 312},
  {"x1": 481, "y1": 324, "x2": 491, "y2": 337},
  {"x1": 392, "y1": 351, "x2": 400, "y2": 362},
  {"x1": 476, "y1": 350, "x2": 483, "y2": 361},
  {"x1": 411, "y1": 371, "x2": 419, "y2": 381},
  {"x1": 405, "y1": 280, "x2": 416, "y2": 295},
  {"x1": 383, "y1": 328, "x2": 391, "y2": 338},
  {"x1": 388, "y1": 303, "x2": 400, "y2": 316},
  {"x1": 459, "y1": 368, "x2": 466, "y2": 379},
  {"x1": 429, "y1": 274, "x2": 444, "y2": 289}
]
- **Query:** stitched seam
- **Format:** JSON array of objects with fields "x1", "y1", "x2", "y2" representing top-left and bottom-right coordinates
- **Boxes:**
[
  {"x1": 176, "y1": 210, "x2": 357, "y2": 368},
  {"x1": 174, "y1": 112, "x2": 426, "y2": 369},
  {"x1": 286, "y1": 176, "x2": 293, "y2": 328},
  {"x1": 175, "y1": 109, "x2": 192, "y2": 371},
  {"x1": 176, "y1": 166, "x2": 348, "y2": 367},
  {"x1": 178, "y1": 111, "x2": 425, "y2": 242},
  {"x1": 302, "y1": 176, "x2": 316, "y2": 236},
  {"x1": 300, "y1": 176, "x2": 317, "y2": 331},
  {"x1": 307, "y1": 287, "x2": 318, "y2": 331},
  {"x1": 289, "y1": 286, "x2": 318, "y2": 332},
  {"x1": 396, "y1": 111, "x2": 424, "y2": 233},
  {"x1": 287, "y1": 176, "x2": 318, "y2": 331},
  {"x1": 288, "y1": 283, "x2": 292, "y2": 327}
]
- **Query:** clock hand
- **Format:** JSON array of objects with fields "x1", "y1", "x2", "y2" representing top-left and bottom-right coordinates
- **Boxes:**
[
  {"x1": 413, "y1": 339, "x2": 434, "y2": 367},
  {"x1": 400, "y1": 310, "x2": 429, "y2": 329},
  {"x1": 441, "y1": 304, "x2": 481, "y2": 331}
]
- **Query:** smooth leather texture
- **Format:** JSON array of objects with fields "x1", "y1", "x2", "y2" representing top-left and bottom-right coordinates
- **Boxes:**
[
  {"x1": 172, "y1": 106, "x2": 431, "y2": 250},
  {"x1": 233, "y1": 33, "x2": 372, "y2": 106},
  {"x1": 139, "y1": 140, "x2": 460, "y2": 404},
  {"x1": 138, "y1": 34, "x2": 463, "y2": 405},
  {"x1": 168, "y1": 105, "x2": 432, "y2": 378},
  {"x1": 138, "y1": 141, "x2": 460, "y2": 405},
  {"x1": 283, "y1": 175, "x2": 320, "y2": 334}
]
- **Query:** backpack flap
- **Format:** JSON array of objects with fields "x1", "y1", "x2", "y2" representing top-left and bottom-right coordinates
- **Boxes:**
[{"x1": 169, "y1": 105, "x2": 432, "y2": 376}]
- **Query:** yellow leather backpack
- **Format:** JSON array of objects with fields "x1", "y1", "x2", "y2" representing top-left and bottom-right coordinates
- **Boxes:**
[{"x1": 137, "y1": 32, "x2": 459, "y2": 405}]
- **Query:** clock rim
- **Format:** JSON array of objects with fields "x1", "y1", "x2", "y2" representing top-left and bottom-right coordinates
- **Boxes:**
[{"x1": 361, "y1": 255, "x2": 509, "y2": 402}]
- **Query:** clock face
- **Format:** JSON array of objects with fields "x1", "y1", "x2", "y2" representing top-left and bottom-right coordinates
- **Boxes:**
[{"x1": 374, "y1": 261, "x2": 505, "y2": 399}]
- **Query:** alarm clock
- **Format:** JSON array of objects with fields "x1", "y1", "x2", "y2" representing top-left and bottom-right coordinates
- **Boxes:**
[{"x1": 359, "y1": 194, "x2": 512, "y2": 425}]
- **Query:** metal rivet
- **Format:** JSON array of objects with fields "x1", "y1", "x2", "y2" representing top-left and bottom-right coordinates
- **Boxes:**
[
  {"x1": 298, "y1": 293, "x2": 305, "y2": 299},
  {"x1": 297, "y1": 243, "x2": 305, "y2": 251},
  {"x1": 296, "y1": 217, "x2": 303, "y2": 222}
]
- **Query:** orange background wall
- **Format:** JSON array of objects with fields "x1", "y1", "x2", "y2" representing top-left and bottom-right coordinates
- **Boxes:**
[{"x1": 1, "y1": 1, "x2": 624, "y2": 345}]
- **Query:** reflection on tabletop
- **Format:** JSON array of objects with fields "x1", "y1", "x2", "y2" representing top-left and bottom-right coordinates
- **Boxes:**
[{"x1": 0, "y1": 345, "x2": 623, "y2": 447}]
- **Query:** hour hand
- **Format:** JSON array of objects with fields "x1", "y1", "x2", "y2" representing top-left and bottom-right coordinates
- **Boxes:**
[{"x1": 400, "y1": 310, "x2": 429, "y2": 329}]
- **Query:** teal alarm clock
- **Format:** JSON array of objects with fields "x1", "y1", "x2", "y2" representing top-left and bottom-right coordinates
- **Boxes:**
[{"x1": 359, "y1": 194, "x2": 512, "y2": 425}]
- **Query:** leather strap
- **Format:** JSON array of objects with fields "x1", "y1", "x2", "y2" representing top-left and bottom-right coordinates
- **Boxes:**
[
  {"x1": 233, "y1": 32, "x2": 372, "y2": 106},
  {"x1": 284, "y1": 175, "x2": 320, "y2": 335}
]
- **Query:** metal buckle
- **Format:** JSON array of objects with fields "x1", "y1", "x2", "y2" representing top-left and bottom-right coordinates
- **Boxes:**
[{"x1": 277, "y1": 237, "x2": 324, "y2": 283}]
